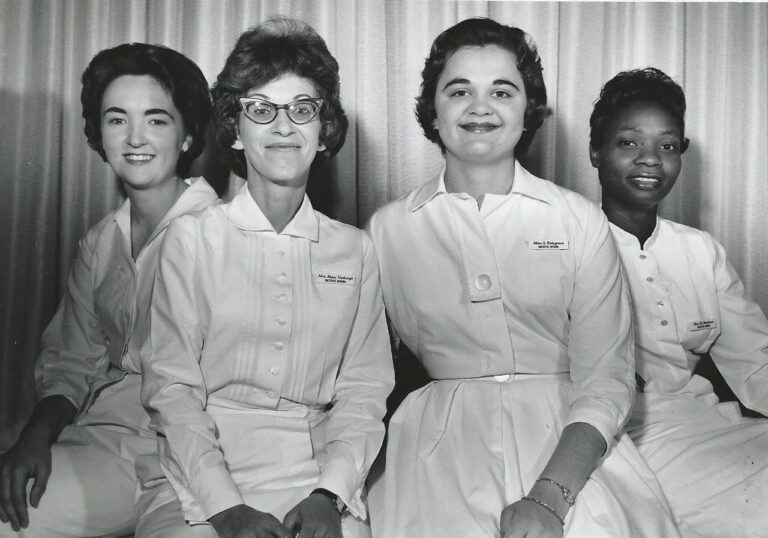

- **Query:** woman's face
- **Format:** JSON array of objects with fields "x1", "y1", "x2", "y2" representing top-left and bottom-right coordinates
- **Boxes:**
[
  {"x1": 591, "y1": 101, "x2": 683, "y2": 211},
  {"x1": 433, "y1": 45, "x2": 527, "y2": 166},
  {"x1": 100, "y1": 75, "x2": 191, "y2": 190},
  {"x1": 233, "y1": 73, "x2": 324, "y2": 188}
]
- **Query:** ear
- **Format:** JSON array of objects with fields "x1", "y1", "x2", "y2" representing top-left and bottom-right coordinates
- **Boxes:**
[
  {"x1": 589, "y1": 145, "x2": 600, "y2": 168},
  {"x1": 681, "y1": 137, "x2": 690, "y2": 154},
  {"x1": 232, "y1": 135, "x2": 244, "y2": 151},
  {"x1": 181, "y1": 135, "x2": 193, "y2": 153},
  {"x1": 317, "y1": 141, "x2": 326, "y2": 152},
  {"x1": 432, "y1": 118, "x2": 439, "y2": 131}
]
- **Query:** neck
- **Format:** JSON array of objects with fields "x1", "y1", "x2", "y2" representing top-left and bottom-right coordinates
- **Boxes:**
[
  {"x1": 247, "y1": 176, "x2": 307, "y2": 233},
  {"x1": 125, "y1": 176, "x2": 187, "y2": 258},
  {"x1": 443, "y1": 155, "x2": 516, "y2": 206},
  {"x1": 601, "y1": 192, "x2": 657, "y2": 247}
]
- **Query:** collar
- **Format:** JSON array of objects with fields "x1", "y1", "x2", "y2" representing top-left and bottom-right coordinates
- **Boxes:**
[
  {"x1": 408, "y1": 160, "x2": 556, "y2": 212},
  {"x1": 227, "y1": 183, "x2": 319, "y2": 241},
  {"x1": 113, "y1": 177, "x2": 219, "y2": 244},
  {"x1": 609, "y1": 215, "x2": 663, "y2": 250}
]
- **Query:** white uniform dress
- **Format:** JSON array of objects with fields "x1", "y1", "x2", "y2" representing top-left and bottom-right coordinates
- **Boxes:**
[
  {"x1": 0, "y1": 178, "x2": 218, "y2": 538},
  {"x1": 137, "y1": 185, "x2": 394, "y2": 537},
  {"x1": 612, "y1": 217, "x2": 768, "y2": 538},
  {"x1": 366, "y1": 162, "x2": 681, "y2": 538}
]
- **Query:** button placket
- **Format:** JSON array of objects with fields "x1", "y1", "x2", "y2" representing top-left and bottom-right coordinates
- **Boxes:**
[{"x1": 264, "y1": 236, "x2": 292, "y2": 400}]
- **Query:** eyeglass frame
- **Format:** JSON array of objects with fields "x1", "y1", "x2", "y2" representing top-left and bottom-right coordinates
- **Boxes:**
[{"x1": 238, "y1": 97, "x2": 324, "y2": 125}]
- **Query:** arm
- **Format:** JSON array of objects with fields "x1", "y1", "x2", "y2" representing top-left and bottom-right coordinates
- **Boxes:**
[
  {"x1": 284, "y1": 233, "x2": 394, "y2": 533},
  {"x1": 501, "y1": 207, "x2": 634, "y2": 537},
  {"x1": 140, "y1": 219, "x2": 245, "y2": 525},
  {"x1": 1, "y1": 233, "x2": 109, "y2": 531},
  {"x1": 708, "y1": 237, "x2": 768, "y2": 414}
]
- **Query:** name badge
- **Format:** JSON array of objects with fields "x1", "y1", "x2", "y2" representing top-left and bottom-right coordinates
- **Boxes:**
[
  {"x1": 688, "y1": 319, "x2": 717, "y2": 332},
  {"x1": 314, "y1": 272, "x2": 356, "y2": 286},
  {"x1": 527, "y1": 240, "x2": 569, "y2": 250}
]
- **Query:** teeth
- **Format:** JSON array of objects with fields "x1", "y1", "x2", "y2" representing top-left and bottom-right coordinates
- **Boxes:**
[
  {"x1": 631, "y1": 176, "x2": 660, "y2": 185},
  {"x1": 125, "y1": 154, "x2": 153, "y2": 161}
]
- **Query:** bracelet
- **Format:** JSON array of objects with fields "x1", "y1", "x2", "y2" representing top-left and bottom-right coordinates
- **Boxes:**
[
  {"x1": 536, "y1": 477, "x2": 576, "y2": 506},
  {"x1": 521, "y1": 496, "x2": 565, "y2": 526},
  {"x1": 310, "y1": 488, "x2": 345, "y2": 515}
]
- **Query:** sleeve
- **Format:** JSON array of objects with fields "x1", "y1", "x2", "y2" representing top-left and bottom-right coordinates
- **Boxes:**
[
  {"x1": 565, "y1": 205, "x2": 636, "y2": 446},
  {"x1": 140, "y1": 218, "x2": 244, "y2": 523},
  {"x1": 312, "y1": 233, "x2": 395, "y2": 519},
  {"x1": 707, "y1": 236, "x2": 768, "y2": 414},
  {"x1": 34, "y1": 232, "x2": 109, "y2": 416}
]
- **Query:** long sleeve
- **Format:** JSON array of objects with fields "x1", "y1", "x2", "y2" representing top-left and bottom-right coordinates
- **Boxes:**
[
  {"x1": 35, "y1": 232, "x2": 109, "y2": 415},
  {"x1": 312, "y1": 233, "x2": 394, "y2": 518},
  {"x1": 140, "y1": 217, "x2": 244, "y2": 522},
  {"x1": 565, "y1": 204, "x2": 636, "y2": 445},
  {"x1": 708, "y1": 238, "x2": 768, "y2": 414}
]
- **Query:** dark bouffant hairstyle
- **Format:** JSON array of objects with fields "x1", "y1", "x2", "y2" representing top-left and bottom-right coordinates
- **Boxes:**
[
  {"x1": 416, "y1": 17, "x2": 551, "y2": 157},
  {"x1": 81, "y1": 43, "x2": 211, "y2": 176},
  {"x1": 590, "y1": 67, "x2": 689, "y2": 152},
  {"x1": 211, "y1": 17, "x2": 348, "y2": 179}
]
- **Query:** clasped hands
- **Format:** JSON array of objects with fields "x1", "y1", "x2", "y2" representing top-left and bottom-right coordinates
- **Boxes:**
[{"x1": 209, "y1": 493, "x2": 342, "y2": 538}]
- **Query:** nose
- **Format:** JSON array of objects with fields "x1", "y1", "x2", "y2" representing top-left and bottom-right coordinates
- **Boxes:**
[
  {"x1": 272, "y1": 108, "x2": 295, "y2": 135},
  {"x1": 634, "y1": 145, "x2": 661, "y2": 166},
  {"x1": 468, "y1": 94, "x2": 492, "y2": 116},
  {"x1": 127, "y1": 122, "x2": 147, "y2": 148}
]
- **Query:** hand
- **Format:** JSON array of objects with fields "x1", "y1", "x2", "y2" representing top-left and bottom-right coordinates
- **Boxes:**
[
  {"x1": 283, "y1": 494, "x2": 342, "y2": 538},
  {"x1": 0, "y1": 427, "x2": 53, "y2": 531},
  {"x1": 499, "y1": 498, "x2": 564, "y2": 538},
  {"x1": 208, "y1": 504, "x2": 293, "y2": 538}
]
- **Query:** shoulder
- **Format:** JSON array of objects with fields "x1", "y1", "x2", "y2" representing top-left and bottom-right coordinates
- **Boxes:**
[
  {"x1": 316, "y1": 211, "x2": 369, "y2": 248},
  {"x1": 79, "y1": 207, "x2": 122, "y2": 253},
  {"x1": 659, "y1": 217, "x2": 722, "y2": 259},
  {"x1": 527, "y1": 175, "x2": 606, "y2": 236}
]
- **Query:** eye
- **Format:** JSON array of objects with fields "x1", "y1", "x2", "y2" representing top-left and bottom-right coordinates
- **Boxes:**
[
  {"x1": 105, "y1": 116, "x2": 126, "y2": 125},
  {"x1": 492, "y1": 89, "x2": 512, "y2": 99},
  {"x1": 618, "y1": 139, "x2": 638, "y2": 148},
  {"x1": 245, "y1": 101, "x2": 274, "y2": 117},
  {"x1": 148, "y1": 118, "x2": 168, "y2": 126},
  {"x1": 660, "y1": 142, "x2": 678, "y2": 152},
  {"x1": 449, "y1": 89, "x2": 470, "y2": 98}
]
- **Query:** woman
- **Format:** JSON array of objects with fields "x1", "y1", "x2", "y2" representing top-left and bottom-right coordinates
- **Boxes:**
[
  {"x1": 367, "y1": 18, "x2": 680, "y2": 537},
  {"x1": 137, "y1": 18, "x2": 393, "y2": 538},
  {"x1": 591, "y1": 67, "x2": 768, "y2": 537},
  {"x1": 0, "y1": 43, "x2": 217, "y2": 537}
]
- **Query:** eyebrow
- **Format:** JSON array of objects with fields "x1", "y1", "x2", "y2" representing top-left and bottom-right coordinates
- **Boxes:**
[
  {"x1": 616, "y1": 126, "x2": 680, "y2": 136},
  {"x1": 245, "y1": 93, "x2": 314, "y2": 101},
  {"x1": 103, "y1": 106, "x2": 175, "y2": 119},
  {"x1": 441, "y1": 77, "x2": 521, "y2": 91}
]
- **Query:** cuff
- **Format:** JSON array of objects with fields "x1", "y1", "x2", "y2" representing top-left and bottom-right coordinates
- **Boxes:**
[
  {"x1": 314, "y1": 456, "x2": 366, "y2": 520},
  {"x1": 564, "y1": 402, "x2": 622, "y2": 451}
]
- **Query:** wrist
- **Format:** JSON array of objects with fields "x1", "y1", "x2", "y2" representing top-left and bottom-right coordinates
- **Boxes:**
[
  {"x1": 310, "y1": 488, "x2": 345, "y2": 516},
  {"x1": 528, "y1": 482, "x2": 570, "y2": 521}
]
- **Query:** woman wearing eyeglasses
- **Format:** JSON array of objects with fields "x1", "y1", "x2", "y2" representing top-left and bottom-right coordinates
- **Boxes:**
[{"x1": 136, "y1": 18, "x2": 393, "y2": 538}]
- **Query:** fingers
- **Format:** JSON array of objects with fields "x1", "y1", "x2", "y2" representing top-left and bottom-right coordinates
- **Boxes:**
[
  {"x1": 29, "y1": 460, "x2": 51, "y2": 508},
  {"x1": 282, "y1": 506, "x2": 300, "y2": 532},
  {"x1": 10, "y1": 465, "x2": 31, "y2": 529},
  {"x1": 0, "y1": 463, "x2": 24, "y2": 531}
]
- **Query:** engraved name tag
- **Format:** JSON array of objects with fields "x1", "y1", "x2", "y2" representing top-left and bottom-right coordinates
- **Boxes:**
[
  {"x1": 688, "y1": 319, "x2": 717, "y2": 332},
  {"x1": 314, "y1": 272, "x2": 356, "y2": 285},
  {"x1": 527, "y1": 240, "x2": 569, "y2": 250}
]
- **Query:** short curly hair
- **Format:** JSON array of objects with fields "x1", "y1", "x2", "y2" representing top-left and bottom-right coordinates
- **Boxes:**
[
  {"x1": 416, "y1": 17, "x2": 551, "y2": 157},
  {"x1": 81, "y1": 43, "x2": 211, "y2": 177},
  {"x1": 211, "y1": 17, "x2": 348, "y2": 179},
  {"x1": 590, "y1": 67, "x2": 689, "y2": 152}
]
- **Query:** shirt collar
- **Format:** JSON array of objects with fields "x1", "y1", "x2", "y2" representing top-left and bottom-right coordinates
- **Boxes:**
[
  {"x1": 227, "y1": 183, "x2": 319, "y2": 241},
  {"x1": 609, "y1": 215, "x2": 662, "y2": 250},
  {"x1": 408, "y1": 160, "x2": 555, "y2": 212}
]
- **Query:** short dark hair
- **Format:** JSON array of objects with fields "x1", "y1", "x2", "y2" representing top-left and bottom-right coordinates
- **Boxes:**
[
  {"x1": 416, "y1": 17, "x2": 551, "y2": 157},
  {"x1": 211, "y1": 17, "x2": 348, "y2": 179},
  {"x1": 590, "y1": 67, "x2": 689, "y2": 152},
  {"x1": 81, "y1": 43, "x2": 211, "y2": 176}
]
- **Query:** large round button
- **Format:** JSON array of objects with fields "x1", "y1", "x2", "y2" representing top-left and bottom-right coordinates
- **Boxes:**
[
  {"x1": 656, "y1": 300, "x2": 665, "y2": 307},
  {"x1": 276, "y1": 317, "x2": 287, "y2": 326},
  {"x1": 660, "y1": 320, "x2": 668, "y2": 326},
  {"x1": 276, "y1": 293, "x2": 288, "y2": 303},
  {"x1": 646, "y1": 276, "x2": 654, "y2": 283},
  {"x1": 273, "y1": 342, "x2": 285, "y2": 351},
  {"x1": 474, "y1": 274, "x2": 492, "y2": 291},
  {"x1": 269, "y1": 367, "x2": 280, "y2": 376},
  {"x1": 276, "y1": 272, "x2": 287, "y2": 282}
]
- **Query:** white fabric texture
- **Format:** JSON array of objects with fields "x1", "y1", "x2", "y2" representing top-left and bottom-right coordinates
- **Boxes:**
[
  {"x1": 612, "y1": 218, "x2": 768, "y2": 537},
  {"x1": 140, "y1": 185, "x2": 393, "y2": 526},
  {"x1": 366, "y1": 162, "x2": 680, "y2": 537}
]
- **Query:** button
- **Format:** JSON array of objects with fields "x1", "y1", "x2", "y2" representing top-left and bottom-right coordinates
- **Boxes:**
[
  {"x1": 660, "y1": 320, "x2": 668, "y2": 326},
  {"x1": 656, "y1": 300, "x2": 665, "y2": 307},
  {"x1": 276, "y1": 272, "x2": 287, "y2": 282},
  {"x1": 269, "y1": 367, "x2": 280, "y2": 376},
  {"x1": 276, "y1": 250, "x2": 286, "y2": 257},
  {"x1": 639, "y1": 254, "x2": 647, "y2": 260},
  {"x1": 267, "y1": 390, "x2": 276, "y2": 398},
  {"x1": 276, "y1": 317, "x2": 287, "y2": 326},
  {"x1": 646, "y1": 276, "x2": 654, "y2": 283},
  {"x1": 273, "y1": 342, "x2": 285, "y2": 350},
  {"x1": 474, "y1": 274, "x2": 492, "y2": 291},
  {"x1": 276, "y1": 293, "x2": 288, "y2": 302}
]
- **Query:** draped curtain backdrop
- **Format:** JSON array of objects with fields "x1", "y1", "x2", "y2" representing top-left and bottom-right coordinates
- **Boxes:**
[{"x1": 1, "y1": 0, "x2": 766, "y2": 441}]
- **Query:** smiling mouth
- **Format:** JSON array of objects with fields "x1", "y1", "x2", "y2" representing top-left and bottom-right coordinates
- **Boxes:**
[
  {"x1": 459, "y1": 122, "x2": 500, "y2": 133},
  {"x1": 266, "y1": 143, "x2": 301, "y2": 151},
  {"x1": 628, "y1": 175, "x2": 664, "y2": 189},
  {"x1": 124, "y1": 154, "x2": 154, "y2": 163}
]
